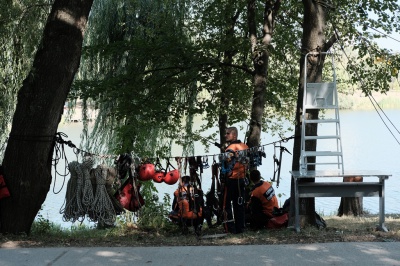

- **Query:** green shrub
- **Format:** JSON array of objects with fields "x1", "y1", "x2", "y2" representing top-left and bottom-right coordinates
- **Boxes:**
[
  {"x1": 31, "y1": 213, "x2": 53, "y2": 234},
  {"x1": 136, "y1": 193, "x2": 175, "y2": 231}
]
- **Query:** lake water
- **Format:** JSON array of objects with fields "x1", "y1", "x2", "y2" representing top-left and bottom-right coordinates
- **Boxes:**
[{"x1": 41, "y1": 109, "x2": 400, "y2": 228}]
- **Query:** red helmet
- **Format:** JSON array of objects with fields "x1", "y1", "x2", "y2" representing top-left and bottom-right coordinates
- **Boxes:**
[
  {"x1": 152, "y1": 171, "x2": 165, "y2": 183},
  {"x1": 164, "y1": 169, "x2": 180, "y2": 185},
  {"x1": 138, "y1": 163, "x2": 155, "y2": 181}
]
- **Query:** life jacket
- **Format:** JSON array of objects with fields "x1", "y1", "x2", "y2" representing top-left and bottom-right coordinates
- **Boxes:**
[
  {"x1": 225, "y1": 141, "x2": 248, "y2": 179},
  {"x1": 172, "y1": 185, "x2": 203, "y2": 220},
  {"x1": 250, "y1": 181, "x2": 279, "y2": 217}
]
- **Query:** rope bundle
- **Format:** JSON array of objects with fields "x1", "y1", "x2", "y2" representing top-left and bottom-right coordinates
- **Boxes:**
[
  {"x1": 60, "y1": 160, "x2": 116, "y2": 226},
  {"x1": 91, "y1": 165, "x2": 116, "y2": 226},
  {"x1": 60, "y1": 161, "x2": 85, "y2": 222},
  {"x1": 81, "y1": 157, "x2": 95, "y2": 216}
]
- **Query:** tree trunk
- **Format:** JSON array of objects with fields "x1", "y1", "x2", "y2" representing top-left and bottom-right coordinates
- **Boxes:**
[
  {"x1": 289, "y1": 0, "x2": 331, "y2": 227},
  {"x1": 218, "y1": 3, "x2": 241, "y2": 150},
  {"x1": 218, "y1": 101, "x2": 229, "y2": 152},
  {"x1": 1, "y1": 0, "x2": 93, "y2": 234},
  {"x1": 338, "y1": 176, "x2": 364, "y2": 216},
  {"x1": 246, "y1": 0, "x2": 280, "y2": 149}
]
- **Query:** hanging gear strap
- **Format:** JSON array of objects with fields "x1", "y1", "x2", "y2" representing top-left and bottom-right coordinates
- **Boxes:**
[
  {"x1": 222, "y1": 185, "x2": 229, "y2": 233},
  {"x1": 271, "y1": 143, "x2": 291, "y2": 188}
]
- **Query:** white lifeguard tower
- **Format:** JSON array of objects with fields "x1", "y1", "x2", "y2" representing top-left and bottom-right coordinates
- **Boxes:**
[{"x1": 299, "y1": 52, "x2": 344, "y2": 174}]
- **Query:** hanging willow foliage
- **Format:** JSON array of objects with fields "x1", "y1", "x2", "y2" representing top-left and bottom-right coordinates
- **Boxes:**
[
  {"x1": 0, "y1": 1, "x2": 52, "y2": 160},
  {"x1": 71, "y1": 0, "x2": 400, "y2": 161},
  {"x1": 73, "y1": 0, "x2": 203, "y2": 158}
]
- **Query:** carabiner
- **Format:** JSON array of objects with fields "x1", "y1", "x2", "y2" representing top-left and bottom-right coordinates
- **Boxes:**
[{"x1": 238, "y1": 196, "x2": 244, "y2": 205}]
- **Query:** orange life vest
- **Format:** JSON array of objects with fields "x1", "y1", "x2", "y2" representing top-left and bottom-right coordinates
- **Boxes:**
[
  {"x1": 173, "y1": 185, "x2": 203, "y2": 219},
  {"x1": 225, "y1": 141, "x2": 248, "y2": 179},
  {"x1": 250, "y1": 181, "x2": 279, "y2": 217}
]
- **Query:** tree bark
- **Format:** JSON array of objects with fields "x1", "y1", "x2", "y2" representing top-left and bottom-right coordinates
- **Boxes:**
[
  {"x1": 338, "y1": 176, "x2": 364, "y2": 216},
  {"x1": 218, "y1": 3, "x2": 241, "y2": 150},
  {"x1": 1, "y1": 0, "x2": 93, "y2": 234},
  {"x1": 246, "y1": 0, "x2": 280, "y2": 149}
]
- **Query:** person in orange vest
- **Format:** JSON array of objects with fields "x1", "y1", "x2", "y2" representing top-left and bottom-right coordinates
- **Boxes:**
[
  {"x1": 247, "y1": 169, "x2": 279, "y2": 230},
  {"x1": 222, "y1": 126, "x2": 248, "y2": 234},
  {"x1": 169, "y1": 175, "x2": 204, "y2": 235}
]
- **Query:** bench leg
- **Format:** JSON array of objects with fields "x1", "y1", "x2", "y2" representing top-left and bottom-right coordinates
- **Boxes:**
[
  {"x1": 294, "y1": 177, "x2": 300, "y2": 232},
  {"x1": 378, "y1": 176, "x2": 388, "y2": 232}
]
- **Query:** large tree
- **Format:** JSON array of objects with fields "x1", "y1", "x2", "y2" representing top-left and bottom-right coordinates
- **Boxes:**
[
  {"x1": 289, "y1": 0, "x2": 333, "y2": 227},
  {"x1": 290, "y1": 0, "x2": 400, "y2": 227},
  {"x1": 1, "y1": 0, "x2": 94, "y2": 234},
  {"x1": 246, "y1": 0, "x2": 281, "y2": 149}
]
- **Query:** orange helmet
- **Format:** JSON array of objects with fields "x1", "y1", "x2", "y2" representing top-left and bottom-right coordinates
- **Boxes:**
[
  {"x1": 138, "y1": 163, "x2": 155, "y2": 181},
  {"x1": 164, "y1": 169, "x2": 180, "y2": 185}
]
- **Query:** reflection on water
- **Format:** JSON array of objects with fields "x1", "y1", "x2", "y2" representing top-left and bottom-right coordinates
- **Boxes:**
[{"x1": 41, "y1": 110, "x2": 400, "y2": 228}]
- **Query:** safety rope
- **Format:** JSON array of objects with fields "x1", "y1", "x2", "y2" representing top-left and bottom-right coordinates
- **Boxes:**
[
  {"x1": 91, "y1": 165, "x2": 116, "y2": 226},
  {"x1": 74, "y1": 161, "x2": 85, "y2": 217},
  {"x1": 81, "y1": 157, "x2": 95, "y2": 215},
  {"x1": 60, "y1": 160, "x2": 117, "y2": 226},
  {"x1": 60, "y1": 161, "x2": 85, "y2": 223}
]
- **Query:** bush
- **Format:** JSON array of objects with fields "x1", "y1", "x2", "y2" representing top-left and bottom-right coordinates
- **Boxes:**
[
  {"x1": 31, "y1": 213, "x2": 56, "y2": 234},
  {"x1": 136, "y1": 193, "x2": 175, "y2": 231}
]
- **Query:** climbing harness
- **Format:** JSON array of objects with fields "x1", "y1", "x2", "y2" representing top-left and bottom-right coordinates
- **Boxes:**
[{"x1": 271, "y1": 142, "x2": 291, "y2": 188}]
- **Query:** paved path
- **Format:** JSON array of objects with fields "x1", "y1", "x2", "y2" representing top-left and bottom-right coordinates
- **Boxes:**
[{"x1": 0, "y1": 242, "x2": 399, "y2": 265}]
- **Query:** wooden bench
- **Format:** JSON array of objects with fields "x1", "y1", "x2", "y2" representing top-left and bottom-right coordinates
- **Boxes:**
[{"x1": 290, "y1": 170, "x2": 391, "y2": 232}]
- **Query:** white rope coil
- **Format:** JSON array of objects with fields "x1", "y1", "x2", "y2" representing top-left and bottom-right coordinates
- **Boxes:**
[
  {"x1": 91, "y1": 165, "x2": 116, "y2": 225},
  {"x1": 60, "y1": 160, "x2": 116, "y2": 226},
  {"x1": 81, "y1": 157, "x2": 95, "y2": 218},
  {"x1": 60, "y1": 161, "x2": 85, "y2": 223}
]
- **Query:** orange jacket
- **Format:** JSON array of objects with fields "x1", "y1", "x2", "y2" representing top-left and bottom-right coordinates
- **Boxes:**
[
  {"x1": 250, "y1": 181, "x2": 279, "y2": 217},
  {"x1": 225, "y1": 141, "x2": 248, "y2": 179}
]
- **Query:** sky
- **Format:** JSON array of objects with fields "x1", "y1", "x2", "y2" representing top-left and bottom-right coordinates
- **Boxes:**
[
  {"x1": 373, "y1": 31, "x2": 400, "y2": 52},
  {"x1": 367, "y1": 6, "x2": 400, "y2": 53}
]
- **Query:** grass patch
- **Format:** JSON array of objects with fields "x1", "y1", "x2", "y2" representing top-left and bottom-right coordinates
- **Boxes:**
[{"x1": 1, "y1": 214, "x2": 400, "y2": 248}]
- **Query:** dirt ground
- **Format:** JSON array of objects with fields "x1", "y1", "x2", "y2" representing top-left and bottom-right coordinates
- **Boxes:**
[{"x1": 1, "y1": 214, "x2": 400, "y2": 248}]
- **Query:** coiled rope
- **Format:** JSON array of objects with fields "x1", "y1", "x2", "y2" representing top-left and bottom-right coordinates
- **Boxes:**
[
  {"x1": 60, "y1": 160, "x2": 116, "y2": 226},
  {"x1": 60, "y1": 161, "x2": 85, "y2": 222},
  {"x1": 81, "y1": 157, "x2": 95, "y2": 216},
  {"x1": 91, "y1": 165, "x2": 116, "y2": 226}
]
